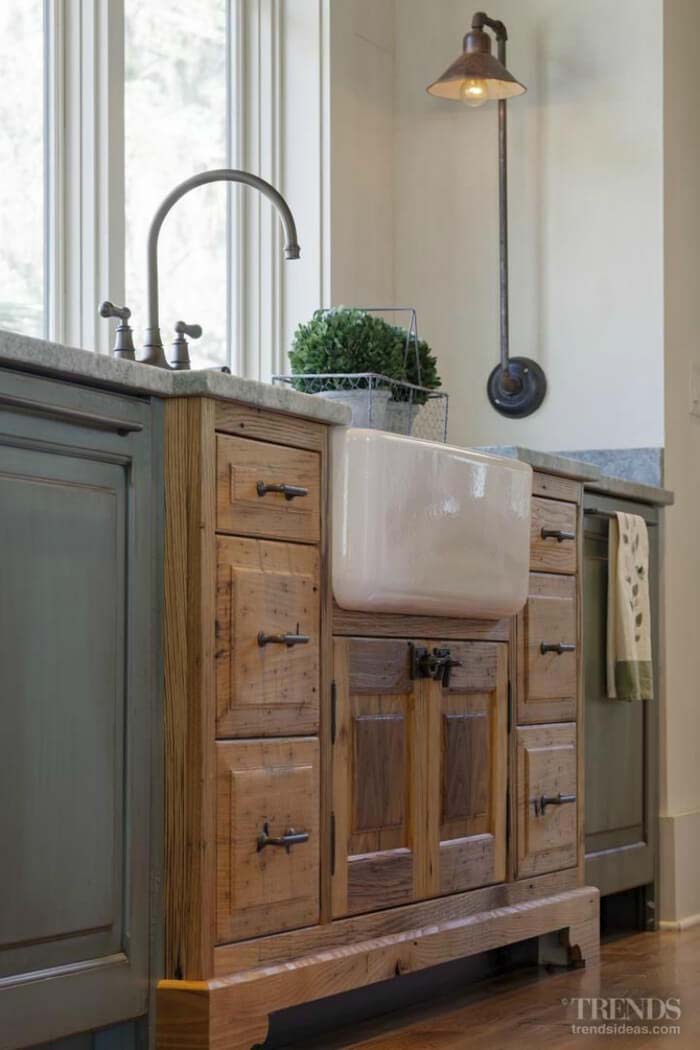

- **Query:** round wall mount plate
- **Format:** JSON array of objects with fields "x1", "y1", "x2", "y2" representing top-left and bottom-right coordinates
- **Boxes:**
[{"x1": 487, "y1": 357, "x2": 547, "y2": 418}]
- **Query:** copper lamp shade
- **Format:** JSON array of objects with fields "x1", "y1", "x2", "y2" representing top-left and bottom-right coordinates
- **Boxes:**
[{"x1": 426, "y1": 27, "x2": 526, "y2": 102}]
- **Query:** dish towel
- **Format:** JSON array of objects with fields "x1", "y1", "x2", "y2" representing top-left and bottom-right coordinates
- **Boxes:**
[{"x1": 607, "y1": 511, "x2": 653, "y2": 700}]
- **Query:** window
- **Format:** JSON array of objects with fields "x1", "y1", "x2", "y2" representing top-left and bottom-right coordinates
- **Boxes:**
[
  {"x1": 0, "y1": 1, "x2": 326, "y2": 376},
  {"x1": 125, "y1": 0, "x2": 229, "y2": 370},
  {"x1": 0, "y1": 1, "x2": 46, "y2": 337}
]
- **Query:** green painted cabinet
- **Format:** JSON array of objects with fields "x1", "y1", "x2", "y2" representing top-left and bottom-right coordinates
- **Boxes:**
[
  {"x1": 583, "y1": 492, "x2": 659, "y2": 925},
  {"x1": 0, "y1": 370, "x2": 162, "y2": 1049}
]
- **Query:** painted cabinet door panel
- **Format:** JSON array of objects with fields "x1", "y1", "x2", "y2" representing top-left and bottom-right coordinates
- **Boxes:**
[
  {"x1": 216, "y1": 536, "x2": 320, "y2": 737},
  {"x1": 331, "y1": 637, "x2": 508, "y2": 919},
  {"x1": 583, "y1": 505, "x2": 657, "y2": 899},
  {"x1": 0, "y1": 372, "x2": 158, "y2": 1049}
]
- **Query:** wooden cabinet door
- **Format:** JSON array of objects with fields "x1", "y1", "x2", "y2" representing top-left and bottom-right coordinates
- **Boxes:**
[
  {"x1": 216, "y1": 536, "x2": 320, "y2": 737},
  {"x1": 331, "y1": 638, "x2": 508, "y2": 919},
  {"x1": 434, "y1": 642, "x2": 508, "y2": 896},
  {"x1": 0, "y1": 372, "x2": 157, "y2": 1049},
  {"x1": 515, "y1": 723, "x2": 578, "y2": 878},
  {"x1": 331, "y1": 639, "x2": 416, "y2": 918},
  {"x1": 217, "y1": 739, "x2": 320, "y2": 942},
  {"x1": 517, "y1": 573, "x2": 577, "y2": 724}
]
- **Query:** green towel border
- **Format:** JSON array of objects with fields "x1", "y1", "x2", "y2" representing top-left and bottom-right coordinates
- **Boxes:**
[{"x1": 614, "y1": 660, "x2": 654, "y2": 702}]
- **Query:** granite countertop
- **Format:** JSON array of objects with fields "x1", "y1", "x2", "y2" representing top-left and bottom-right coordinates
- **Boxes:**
[
  {"x1": 0, "y1": 328, "x2": 352, "y2": 426},
  {"x1": 478, "y1": 444, "x2": 673, "y2": 506}
]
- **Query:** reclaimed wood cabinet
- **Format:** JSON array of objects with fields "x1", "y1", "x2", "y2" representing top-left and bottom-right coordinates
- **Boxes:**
[
  {"x1": 331, "y1": 637, "x2": 507, "y2": 917},
  {"x1": 0, "y1": 370, "x2": 161, "y2": 1050},
  {"x1": 157, "y1": 405, "x2": 599, "y2": 1050}
]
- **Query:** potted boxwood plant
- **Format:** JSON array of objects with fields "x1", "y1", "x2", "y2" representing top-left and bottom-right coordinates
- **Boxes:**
[
  {"x1": 384, "y1": 333, "x2": 441, "y2": 434},
  {"x1": 289, "y1": 308, "x2": 442, "y2": 433}
]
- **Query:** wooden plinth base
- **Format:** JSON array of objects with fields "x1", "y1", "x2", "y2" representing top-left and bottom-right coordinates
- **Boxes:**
[{"x1": 157, "y1": 885, "x2": 600, "y2": 1050}]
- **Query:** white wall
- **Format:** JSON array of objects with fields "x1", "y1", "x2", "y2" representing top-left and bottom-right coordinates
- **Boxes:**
[
  {"x1": 658, "y1": 0, "x2": 700, "y2": 927},
  {"x1": 329, "y1": 0, "x2": 395, "y2": 307},
  {"x1": 329, "y1": 0, "x2": 664, "y2": 451}
]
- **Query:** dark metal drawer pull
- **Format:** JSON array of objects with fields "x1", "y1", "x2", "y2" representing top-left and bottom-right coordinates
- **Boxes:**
[
  {"x1": 257, "y1": 481, "x2": 309, "y2": 500},
  {"x1": 540, "y1": 642, "x2": 576, "y2": 655},
  {"x1": 258, "y1": 622, "x2": 310, "y2": 648},
  {"x1": 257, "y1": 821, "x2": 310, "y2": 853},
  {"x1": 540, "y1": 528, "x2": 576, "y2": 542},
  {"x1": 534, "y1": 793, "x2": 577, "y2": 817}
]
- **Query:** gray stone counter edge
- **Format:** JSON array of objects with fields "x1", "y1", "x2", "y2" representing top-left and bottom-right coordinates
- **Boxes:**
[
  {"x1": 585, "y1": 474, "x2": 674, "y2": 507},
  {"x1": 0, "y1": 328, "x2": 352, "y2": 426},
  {"x1": 476, "y1": 445, "x2": 599, "y2": 482}
]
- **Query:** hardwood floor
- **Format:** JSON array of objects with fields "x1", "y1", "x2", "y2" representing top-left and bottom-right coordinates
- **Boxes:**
[{"x1": 282, "y1": 929, "x2": 700, "y2": 1050}]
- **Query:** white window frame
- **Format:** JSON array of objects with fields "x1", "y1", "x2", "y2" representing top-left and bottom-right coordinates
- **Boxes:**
[{"x1": 41, "y1": 0, "x2": 329, "y2": 378}]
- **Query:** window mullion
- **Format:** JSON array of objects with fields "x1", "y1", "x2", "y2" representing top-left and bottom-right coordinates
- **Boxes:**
[{"x1": 48, "y1": 0, "x2": 124, "y2": 354}]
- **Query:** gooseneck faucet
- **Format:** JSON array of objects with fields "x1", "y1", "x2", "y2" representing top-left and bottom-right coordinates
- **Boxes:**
[{"x1": 100, "y1": 168, "x2": 300, "y2": 370}]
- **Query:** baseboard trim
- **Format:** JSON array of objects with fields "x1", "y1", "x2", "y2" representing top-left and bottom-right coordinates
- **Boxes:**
[{"x1": 658, "y1": 912, "x2": 700, "y2": 931}]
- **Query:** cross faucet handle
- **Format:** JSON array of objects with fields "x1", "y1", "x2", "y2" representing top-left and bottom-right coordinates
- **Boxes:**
[
  {"x1": 174, "y1": 320, "x2": 202, "y2": 340},
  {"x1": 99, "y1": 300, "x2": 131, "y2": 322},
  {"x1": 98, "y1": 301, "x2": 136, "y2": 360},
  {"x1": 170, "y1": 320, "x2": 203, "y2": 371}
]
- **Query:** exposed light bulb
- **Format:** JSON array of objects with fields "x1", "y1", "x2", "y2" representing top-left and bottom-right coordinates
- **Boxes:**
[{"x1": 460, "y1": 77, "x2": 488, "y2": 107}]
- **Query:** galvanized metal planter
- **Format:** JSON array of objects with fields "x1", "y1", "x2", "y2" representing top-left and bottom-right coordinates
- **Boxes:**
[{"x1": 272, "y1": 372, "x2": 449, "y2": 442}]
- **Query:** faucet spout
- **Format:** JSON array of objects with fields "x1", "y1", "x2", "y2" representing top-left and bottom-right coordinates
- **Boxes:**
[{"x1": 143, "y1": 168, "x2": 300, "y2": 368}]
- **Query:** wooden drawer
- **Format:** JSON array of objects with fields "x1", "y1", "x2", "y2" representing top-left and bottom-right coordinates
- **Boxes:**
[
  {"x1": 216, "y1": 536, "x2": 320, "y2": 737},
  {"x1": 515, "y1": 723, "x2": 577, "y2": 878},
  {"x1": 517, "y1": 573, "x2": 577, "y2": 724},
  {"x1": 216, "y1": 738, "x2": 320, "y2": 942},
  {"x1": 216, "y1": 433, "x2": 321, "y2": 543},
  {"x1": 530, "y1": 497, "x2": 577, "y2": 574}
]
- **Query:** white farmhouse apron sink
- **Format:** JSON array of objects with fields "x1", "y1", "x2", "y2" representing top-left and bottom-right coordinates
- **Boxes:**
[{"x1": 331, "y1": 428, "x2": 532, "y2": 620}]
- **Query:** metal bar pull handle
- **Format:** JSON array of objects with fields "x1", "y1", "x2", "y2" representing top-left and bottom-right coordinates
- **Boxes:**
[
  {"x1": 534, "y1": 793, "x2": 577, "y2": 817},
  {"x1": 257, "y1": 821, "x2": 310, "y2": 853},
  {"x1": 540, "y1": 642, "x2": 576, "y2": 655},
  {"x1": 258, "y1": 622, "x2": 310, "y2": 648},
  {"x1": 257, "y1": 481, "x2": 309, "y2": 501},
  {"x1": 540, "y1": 528, "x2": 576, "y2": 542}
]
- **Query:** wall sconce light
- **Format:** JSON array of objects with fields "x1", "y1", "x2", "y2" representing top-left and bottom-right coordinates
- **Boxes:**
[{"x1": 427, "y1": 11, "x2": 547, "y2": 418}]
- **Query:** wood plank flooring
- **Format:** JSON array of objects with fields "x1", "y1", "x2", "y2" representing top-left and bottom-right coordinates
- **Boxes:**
[{"x1": 282, "y1": 928, "x2": 700, "y2": 1050}]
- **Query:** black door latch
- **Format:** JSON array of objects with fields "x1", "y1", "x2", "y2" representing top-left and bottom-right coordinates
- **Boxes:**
[{"x1": 409, "y1": 644, "x2": 462, "y2": 688}]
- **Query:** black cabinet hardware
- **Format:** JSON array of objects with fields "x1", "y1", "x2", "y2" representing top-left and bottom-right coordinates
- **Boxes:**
[
  {"x1": 256, "y1": 821, "x2": 310, "y2": 853},
  {"x1": 541, "y1": 527, "x2": 575, "y2": 542},
  {"x1": 410, "y1": 644, "x2": 462, "y2": 688},
  {"x1": 534, "y1": 792, "x2": 576, "y2": 817},
  {"x1": 256, "y1": 481, "x2": 309, "y2": 500},
  {"x1": 540, "y1": 642, "x2": 576, "y2": 655},
  {"x1": 258, "y1": 623, "x2": 310, "y2": 648}
]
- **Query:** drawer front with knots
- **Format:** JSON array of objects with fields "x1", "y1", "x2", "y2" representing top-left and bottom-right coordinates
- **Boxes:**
[
  {"x1": 516, "y1": 572, "x2": 577, "y2": 724},
  {"x1": 515, "y1": 723, "x2": 578, "y2": 878},
  {"x1": 216, "y1": 738, "x2": 319, "y2": 942},
  {"x1": 216, "y1": 535, "x2": 320, "y2": 736},
  {"x1": 216, "y1": 433, "x2": 320, "y2": 543}
]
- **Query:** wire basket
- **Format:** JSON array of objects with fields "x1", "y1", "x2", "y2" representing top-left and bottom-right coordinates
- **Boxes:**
[
  {"x1": 272, "y1": 372, "x2": 449, "y2": 442},
  {"x1": 275, "y1": 306, "x2": 448, "y2": 441}
]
